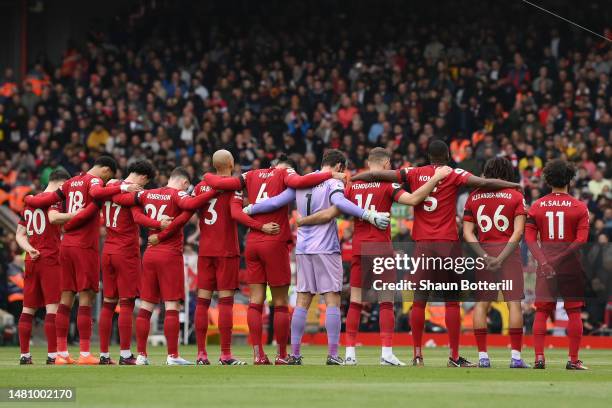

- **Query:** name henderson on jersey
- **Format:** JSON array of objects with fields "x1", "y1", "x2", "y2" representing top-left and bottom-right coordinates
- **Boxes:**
[{"x1": 371, "y1": 279, "x2": 514, "y2": 292}]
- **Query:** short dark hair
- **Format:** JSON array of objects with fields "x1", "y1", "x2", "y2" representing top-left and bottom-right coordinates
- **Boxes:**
[
  {"x1": 94, "y1": 155, "x2": 118, "y2": 174},
  {"x1": 276, "y1": 153, "x2": 297, "y2": 169},
  {"x1": 321, "y1": 149, "x2": 347, "y2": 170},
  {"x1": 483, "y1": 157, "x2": 515, "y2": 182},
  {"x1": 427, "y1": 139, "x2": 449, "y2": 162},
  {"x1": 48, "y1": 168, "x2": 71, "y2": 182},
  {"x1": 170, "y1": 166, "x2": 190, "y2": 181},
  {"x1": 368, "y1": 147, "x2": 391, "y2": 164},
  {"x1": 127, "y1": 160, "x2": 155, "y2": 180},
  {"x1": 543, "y1": 159, "x2": 575, "y2": 188}
]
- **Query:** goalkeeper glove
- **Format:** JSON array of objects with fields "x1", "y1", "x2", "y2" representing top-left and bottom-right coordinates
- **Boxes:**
[{"x1": 361, "y1": 210, "x2": 390, "y2": 230}]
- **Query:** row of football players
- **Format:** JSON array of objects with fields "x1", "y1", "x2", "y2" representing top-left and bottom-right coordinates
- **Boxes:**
[{"x1": 16, "y1": 140, "x2": 589, "y2": 368}]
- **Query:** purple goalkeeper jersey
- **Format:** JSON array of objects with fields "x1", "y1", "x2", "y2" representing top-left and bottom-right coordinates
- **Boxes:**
[{"x1": 295, "y1": 178, "x2": 345, "y2": 255}]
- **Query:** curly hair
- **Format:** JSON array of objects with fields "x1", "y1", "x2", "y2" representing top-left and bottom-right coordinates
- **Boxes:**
[
  {"x1": 543, "y1": 159, "x2": 576, "y2": 188},
  {"x1": 127, "y1": 160, "x2": 156, "y2": 180},
  {"x1": 483, "y1": 157, "x2": 515, "y2": 182}
]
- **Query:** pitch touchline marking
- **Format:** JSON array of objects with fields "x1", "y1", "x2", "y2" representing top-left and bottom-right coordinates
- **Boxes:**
[{"x1": 521, "y1": 0, "x2": 611, "y2": 42}]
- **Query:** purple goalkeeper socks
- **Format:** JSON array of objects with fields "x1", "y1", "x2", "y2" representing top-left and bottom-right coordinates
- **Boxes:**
[
  {"x1": 326, "y1": 306, "x2": 341, "y2": 357},
  {"x1": 291, "y1": 307, "x2": 308, "y2": 357}
]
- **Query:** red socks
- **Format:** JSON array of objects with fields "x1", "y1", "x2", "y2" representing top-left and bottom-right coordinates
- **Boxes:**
[
  {"x1": 44, "y1": 313, "x2": 57, "y2": 354},
  {"x1": 274, "y1": 305, "x2": 290, "y2": 358},
  {"x1": 345, "y1": 302, "x2": 362, "y2": 347},
  {"x1": 566, "y1": 309, "x2": 583, "y2": 362},
  {"x1": 474, "y1": 328, "x2": 487, "y2": 352},
  {"x1": 247, "y1": 303, "x2": 265, "y2": 357},
  {"x1": 18, "y1": 313, "x2": 33, "y2": 354},
  {"x1": 56, "y1": 303, "x2": 71, "y2": 354},
  {"x1": 136, "y1": 308, "x2": 152, "y2": 356},
  {"x1": 164, "y1": 310, "x2": 180, "y2": 357},
  {"x1": 379, "y1": 302, "x2": 394, "y2": 347},
  {"x1": 195, "y1": 298, "x2": 211, "y2": 356},
  {"x1": 77, "y1": 305, "x2": 92, "y2": 354},
  {"x1": 99, "y1": 302, "x2": 116, "y2": 354},
  {"x1": 533, "y1": 310, "x2": 548, "y2": 359},
  {"x1": 218, "y1": 297, "x2": 234, "y2": 359},
  {"x1": 410, "y1": 301, "x2": 426, "y2": 357},
  {"x1": 445, "y1": 302, "x2": 460, "y2": 360},
  {"x1": 509, "y1": 327, "x2": 523, "y2": 352},
  {"x1": 118, "y1": 299, "x2": 135, "y2": 351}
]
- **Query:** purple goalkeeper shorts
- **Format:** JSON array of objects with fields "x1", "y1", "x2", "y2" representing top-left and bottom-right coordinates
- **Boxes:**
[{"x1": 296, "y1": 253, "x2": 343, "y2": 294}]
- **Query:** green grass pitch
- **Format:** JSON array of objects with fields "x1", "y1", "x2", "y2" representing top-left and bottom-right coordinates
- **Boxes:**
[{"x1": 1, "y1": 345, "x2": 611, "y2": 407}]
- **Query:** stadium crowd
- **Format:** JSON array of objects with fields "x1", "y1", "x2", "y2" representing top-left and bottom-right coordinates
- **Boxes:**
[{"x1": 0, "y1": 0, "x2": 611, "y2": 342}]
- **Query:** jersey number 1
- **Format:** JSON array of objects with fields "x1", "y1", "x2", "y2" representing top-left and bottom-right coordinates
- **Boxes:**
[{"x1": 545, "y1": 211, "x2": 565, "y2": 239}]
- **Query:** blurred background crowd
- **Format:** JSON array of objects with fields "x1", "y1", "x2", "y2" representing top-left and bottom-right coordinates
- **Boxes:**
[{"x1": 0, "y1": 0, "x2": 611, "y2": 343}]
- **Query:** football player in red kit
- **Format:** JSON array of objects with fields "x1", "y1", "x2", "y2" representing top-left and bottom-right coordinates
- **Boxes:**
[
  {"x1": 24, "y1": 156, "x2": 143, "y2": 365},
  {"x1": 190, "y1": 150, "x2": 280, "y2": 365},
  {"x1": 297, "y1": 147, "x2": 451, "y2": 366},
  {"x1": 352, "y1": 140, "x2": 520, "y2": 367},
  {"x1": 204, "y1": 155, "x2": 345, "y2": 364},
  {"x1": 463, "y1": 157, "x2": 529, "y2": 368},
  {"x1": 525, "y1": 159, "x2": 590, "y2": 370},
  {"x1": 97, "y1": 160, "x2": 166, "y2": 365},
  {"x1": 16, "y1": 169, "x2": 80, "y2": 364},
  {"x1": 114, "y1": 167, "x2": 217, "y2": 365}
]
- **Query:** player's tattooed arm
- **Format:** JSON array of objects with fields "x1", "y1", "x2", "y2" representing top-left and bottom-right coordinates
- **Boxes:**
[
  {"x1": 488, "y1": 215, "x2": 526, "y2": 270},
  {"x1": 63, "y1": 201, "x2": 101, "y2": 231},
  {"x1": 203, "y1": 173, "x2": 244, "y2": 191},
  {"x1": 397, "y1": 166, "x2": 452, "y2": 206},
  {"x1": 248, "y1": 188, "x2": 296, "y2": 215},
  {"x1": 15, "y1": 224, "x2": 40, "y2": 260},
  {"x1": 350, "y1": 170, "x2": 399, "y2": 183},
  {"x1": 465, "y1": 175, "x2": 520, "y2": 190},
  {"x1": 297, "y1": 206, "x2": 341, "y2": 226},
  {"x1": 24, "y1": 190, "x2": 64, "y2": 208}
]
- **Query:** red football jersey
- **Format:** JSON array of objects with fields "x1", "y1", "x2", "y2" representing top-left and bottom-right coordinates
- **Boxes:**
[
  {"x1": 191, "y1": 180, "x2": 243, "y2": 257},
  {"x1": 102, "y1": 180, "x2": 142, "y2": 255},
  {"x1": 138, "y1": 186, "x2": 188, "y2": 254},
  {"x1": 526, "y1": 192, "x2": 589, "y2": 244},
  {"x1": 463, "y1": 188, "x2": 526, "y2": 243},
  {"x1": 399, "y1": 165, "x2": 472, "y2": 241},
  {"x1": 19, "y1": 202, "x2": 63, "y2": 261},
  {"x1": 60, "y1": 173, "x2": 105, "y2": 249},
  {"x1": 242, "y1": 167, "x2": 295, "y2": 244},
  {"x1": 345, "y1": 181, "x2": 405, "y2": 249}
]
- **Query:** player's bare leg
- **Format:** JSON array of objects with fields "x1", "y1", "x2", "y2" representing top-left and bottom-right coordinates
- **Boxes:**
[
  {"x1": 195, "y1": 289, "x2": 212, "y2": 365},
  {"x1": 135, "y1": 300, "x2": 155, "y2": 365},
  {"x1": 345, "y1": 287, "x2": 362, "y2": 365},
  {"x1": 378, "y1": 290, "x2": 404, "y2": 366},
  {"x1": 270, "y1": 285, "x2": 290, "y2": 364},
  {"x1": 76, "y1": 289, "x2": 98, "y2": 364},
  {"x1": 473, "y1": 301, "x2": 491, "y2": 367},
  {"x1": 99, "y1": 296, "x2": 118, "y2": 365},
  {"x1": 164, "y1": 300, "x2": 193, "y2": 365},
  {"x1": 44, "y1": 303, "x2": 58, "y2": 364},
  {"x1": 18, "y1": 306, "x2": 36, "y2": 365},
  {"x1": 55, "y1": 291, "x2": 75, "y2": 364},
  {"x1": 288, "y1": 292, "x2": 313, "y2": 365},
  {"x1": 247, "y1": 283, "x2": 269, "y2": 364},
  {"x1": 507, "y1": 301, "x2": 529, "y2": 368},
  {"x1": 118, "y1": 297, "x2": 137, "y2": 365},
  {"x1": 323, "y1": 291, "x2": 343, "y2": 365}
]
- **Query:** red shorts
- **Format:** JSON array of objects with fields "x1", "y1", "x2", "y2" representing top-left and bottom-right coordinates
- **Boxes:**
[
  {"x1": 60, "y1": 245, "x2": 99, "y2": 292},
  {"x1": 475, "y1": 254, "x2": 524, "y2": 302},
  {"x1": 102, "y1": 252, "x2": 141, "y2": 299},
  {"x1": 141, "y1": 250, "x2": 184, "y2": 303},
  {"x1": 412, "y1": 240, "x2": 462, "y2": 302},
  {"x1": 23, "y1": 258, "x2": 61, "y2": 308},
  {"x1": 198, "y1": 256, "x2": 240, "y2": 291},
  {"x1": 245, "y1": 240, "x2": 291, "y2": 287},
  {"x1": 535, "y1": 271, "x2": 585, "y2": 311},
  {"x1": 350, "y1": 254, "x2": 396, "y2": 289}
]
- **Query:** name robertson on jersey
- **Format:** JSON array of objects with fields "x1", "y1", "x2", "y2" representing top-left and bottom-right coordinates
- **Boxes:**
[
  {"x1": 539, "y1": 200, "x2": 572, "y2": 207},
  {"x1": 352, "y1": 182, "x2": 381, "y2": 190},
  {"x1": 471, "y1": 192, "x2": 513, "y2": 201},
  {"x1": 146, "y1": 193, "x2": 172, "y2": 200}
]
